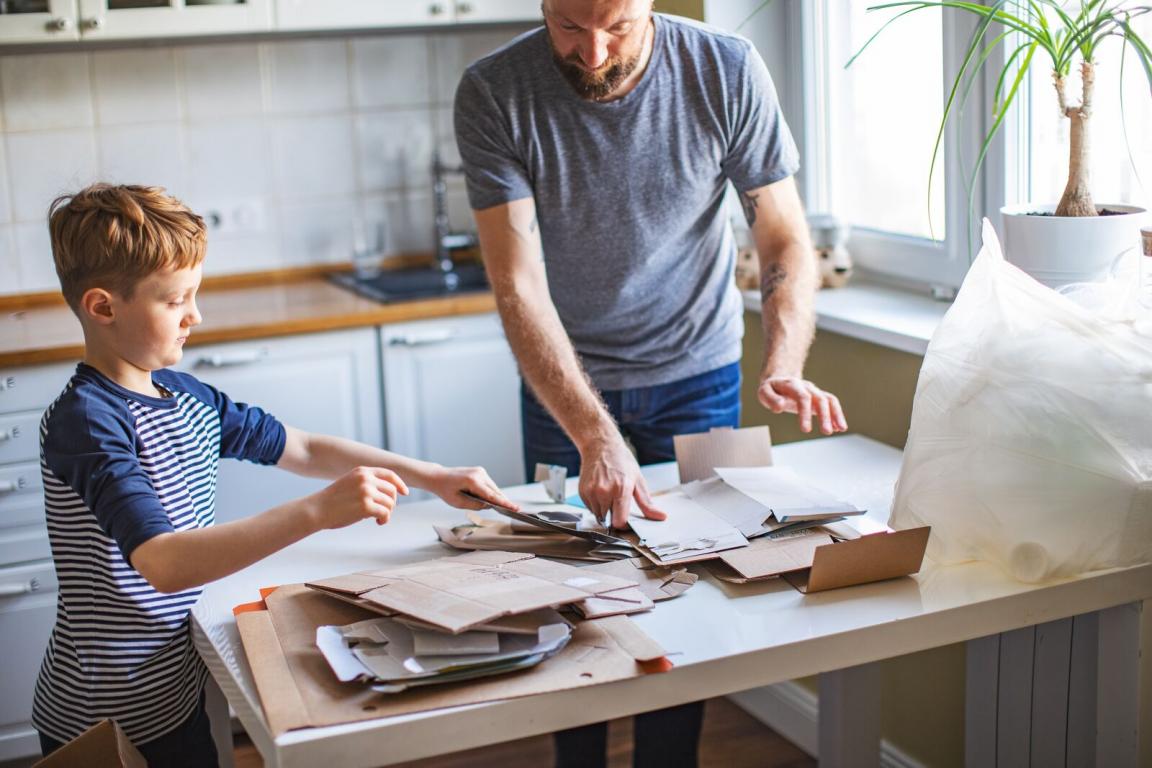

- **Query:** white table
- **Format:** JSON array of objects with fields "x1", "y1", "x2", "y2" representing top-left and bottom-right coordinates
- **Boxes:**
[{"x1": 192, "y1": 435, "x2": 1151, "y2": 768}]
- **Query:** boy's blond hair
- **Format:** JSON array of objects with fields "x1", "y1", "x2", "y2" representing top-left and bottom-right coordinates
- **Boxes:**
[{"x1": 49, "y1": 184, "x2": 207, "y2": 312}]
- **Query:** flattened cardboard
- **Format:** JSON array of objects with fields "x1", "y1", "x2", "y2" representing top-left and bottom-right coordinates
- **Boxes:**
[
  {"x1": 32, "y1": 719, "x2": 146, "y2": 768},
  {"x1": 717, "y1": 532, "x2": 835, "y2": 580},
  {"x1": 238, "y1": 584, "x2": 668, "y2": 736},
  {"x1": 572, "y1": 586, "x2": 655, "y2": 619},
  {"x1": 434, "y1": 517, "x2": 620, "y2": 562},
  {"x1": 306, "y1": 551, "x2": 639, "y2": 634},
  {"x1": 673, "y1": 425, "x2": 773, "y2": 483},
  {"x1": 783, "y1": 527, "x2": 931, "y2": 593},
  {"x1": 581, "y1": 557, "x2": 698, "y2": 601}
]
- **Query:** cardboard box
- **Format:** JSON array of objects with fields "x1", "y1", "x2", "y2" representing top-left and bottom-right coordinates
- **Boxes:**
[
  {"x1": 33, "y1": 719, "x2": 146, "y2": 768},
  {"x1": 670, "y1": 426, "x2": 931, "y2": 592},
  {"x1": 237, "y1": 582, "x2": 670, "y2": 735}
]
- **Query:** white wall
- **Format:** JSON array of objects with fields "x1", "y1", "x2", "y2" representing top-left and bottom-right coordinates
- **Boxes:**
[{"x1": 0, "y1": 26, "x2": 534, "y2": 295}]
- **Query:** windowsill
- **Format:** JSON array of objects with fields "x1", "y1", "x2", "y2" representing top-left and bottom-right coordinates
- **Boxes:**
[{"x1": 742, "y1": 279, "x2": 950, "y2": 356}]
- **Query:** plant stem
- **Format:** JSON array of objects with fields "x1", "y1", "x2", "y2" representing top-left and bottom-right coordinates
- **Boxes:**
[{"x1": 1056, "y1": 60, "x2": 1097, "y2": 217}]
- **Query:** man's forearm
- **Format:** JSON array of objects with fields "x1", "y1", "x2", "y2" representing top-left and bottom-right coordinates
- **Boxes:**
[
  {"x1": 494, "y1": 284, "x2": 618, "y2": 452},
  {"x1": 759, "y1": 237, "x2": 818, "y2": 378}
]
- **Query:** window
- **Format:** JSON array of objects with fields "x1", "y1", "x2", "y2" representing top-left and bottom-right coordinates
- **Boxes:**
[{"x1": 803, "y1": 2, "x2": 983, "y2": 289}]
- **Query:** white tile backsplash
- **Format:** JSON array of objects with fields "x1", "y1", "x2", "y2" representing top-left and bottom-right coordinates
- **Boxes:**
[
  {"x1": 270, "y1": 115, "x2": 356, "y2": 198},
  {"x1": 278, "y1": 197, "x2": 356, "y2": 266},
  {"x1": 355, "y1": 110, "x2": 434, "y2": 194},
  {"x1": 98, "y1": 123, "x2": 187, "y2": 196},
  {"x1": 0, "y1": 26, "x2": 530, "y2": 285},
  {"x1": 14, "y1": 220, "x2": 55, "y2": 293},
  {"x1": 351, "y1": 36, "x2": 434, "y2": 109},
  {"x1": 0, "y1": 53, "x2": 94, "y2": 132},
  {"x1": 181, "y1": 44, "x2": 265, "y2": 121},
  {"x1": 7, "y1": 130, "x2": 97, "y2": 223},
  {"x1": 185, "y1": 118, "x2": 271, "y2": 202},
  {"x1": 93, "y1": 49, "x2": 181, "y2": 126},
  {"x1": 265, "y1": 40, "x2": 350, "y2": 115}
]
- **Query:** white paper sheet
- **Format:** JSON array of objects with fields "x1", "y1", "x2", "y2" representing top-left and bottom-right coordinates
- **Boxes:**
[
  {"x1": 629, "y1": 490, "x2": 747, "y2": 562},
  {"x1": 714, "y1": 466, "x2": 863, "y2": 522}
]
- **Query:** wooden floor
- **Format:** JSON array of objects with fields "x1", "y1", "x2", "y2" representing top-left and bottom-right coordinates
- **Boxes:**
[{"x1": 233, "y1": 697, "x2": 815, "y2": 768}]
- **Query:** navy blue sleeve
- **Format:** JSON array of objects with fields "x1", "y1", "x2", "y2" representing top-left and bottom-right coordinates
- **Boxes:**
[
  {"x1": 42, "y1": 391, "x2": 175, "y2": 563},
  {"x1": 157, "y1": 370, "x2": 286, "y2": 465}
]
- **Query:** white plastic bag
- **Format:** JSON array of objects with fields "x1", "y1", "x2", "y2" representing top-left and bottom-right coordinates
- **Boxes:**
[{"x1": 890, "y1": 221, "x2": 1152, "y2": 582}]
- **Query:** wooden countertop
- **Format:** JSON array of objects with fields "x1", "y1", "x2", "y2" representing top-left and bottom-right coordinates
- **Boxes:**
[{"x1": 0, "y1": 266, "x2": 497, "y2": 368}]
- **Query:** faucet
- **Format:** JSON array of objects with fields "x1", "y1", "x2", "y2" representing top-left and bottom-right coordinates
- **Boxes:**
[{"x1": 432, "y1": 150, "x2": 478, "y2": 279}]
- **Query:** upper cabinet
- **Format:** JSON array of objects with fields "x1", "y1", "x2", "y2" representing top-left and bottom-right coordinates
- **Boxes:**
[
  {"x1": 0, "y1": 0, "x2": 535, "y2": 44},
  {"x1": 276, "y1": 0, "x2": 538, "y2": 31},
  {"x1": 0, "y1": 0, "x2": 272, "y2": 44}
]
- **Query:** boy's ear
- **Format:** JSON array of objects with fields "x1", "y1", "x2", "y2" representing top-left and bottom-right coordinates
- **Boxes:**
[{"x1": 80, "y1": 288, "x2": 116, "y2": 325}]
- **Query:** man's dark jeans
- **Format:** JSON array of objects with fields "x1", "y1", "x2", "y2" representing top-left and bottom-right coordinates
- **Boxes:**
[{"x1": 521, "y1": 362, "x2": 741, "y2": 768}]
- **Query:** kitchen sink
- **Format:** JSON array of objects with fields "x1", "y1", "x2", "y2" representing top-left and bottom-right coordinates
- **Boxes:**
[{"x1": 330, "y1": 262, "x2": 489, "y2": 303}]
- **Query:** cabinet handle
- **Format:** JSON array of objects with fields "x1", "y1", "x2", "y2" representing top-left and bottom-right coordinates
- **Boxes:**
[
  {"x1": 388, "y1": 330, "x2": 456, "y2": 347},
  {"x1": 0, "y1": 376, "x2": 14, "y2": 393},
  {"x1": 81, "y1": 16, "x2": 105, "y2": 31},
  {"x1": 456, "y1": 1, "x2": 473, "y2": 13},
  {"x1": 0, "y1": 577, "x2": 39, "y2": 597},
  {"x1": 46, "y1": 16, "x2": 73, "y2": 32},
  {"x1": 0, "y1": 479, "x2": 22, "y2": 493},
  {"x1": 194, "y1": 349, "x2": 267, "y2": 369},
  {"x1": 429, "y1": 3, "x2": 446, "y2": 15},
  {"x1": 0, "y1": 427, "x2": 19, "y2": 443}
]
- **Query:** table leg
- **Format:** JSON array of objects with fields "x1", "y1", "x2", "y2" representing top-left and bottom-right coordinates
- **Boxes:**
[
  {"x1": 205, "y1": 673, "x2": 236, "y2": 768},
  {"x1": 818, "y1": 662, "x2": 882, "y2": 768}
]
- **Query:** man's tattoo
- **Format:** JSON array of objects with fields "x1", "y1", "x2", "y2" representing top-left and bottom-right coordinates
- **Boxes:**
[
  {"x1": 760, "y1": 264, "x2": 787, "y2": 298},
  {"x1": 740, "y1": 191, "x2": 760, "y2": 225}
]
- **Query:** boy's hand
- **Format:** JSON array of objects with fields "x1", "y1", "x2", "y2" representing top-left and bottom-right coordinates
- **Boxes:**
[
  {"x1": 309, "y1": 466, "x2": 409, "y2": 529},
  {"x1": 424, "y1": 465, "x2": 520, "y2": 512}
]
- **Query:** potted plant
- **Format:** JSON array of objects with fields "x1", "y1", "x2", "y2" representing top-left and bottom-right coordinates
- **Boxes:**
[{"x1": 851, "y1": 0, "x2": 1152, "y2": 287}]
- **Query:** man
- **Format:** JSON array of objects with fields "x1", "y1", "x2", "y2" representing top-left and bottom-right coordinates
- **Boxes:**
[{"x1": 455, "y1": 1, "x2": 847, "y2": 765}]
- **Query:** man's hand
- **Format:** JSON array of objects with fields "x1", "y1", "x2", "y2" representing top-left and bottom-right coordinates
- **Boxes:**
[
  {"x1": 759, "y1": 376, "x2": 848, "y2": 435},
  {"x1": 422, "y1": 464, "x2": 520, "y2": 512},
  {"x1": 579, "y1": 436, "x2": 667, "y2": 529},
  {"x1": 308, "y1": 466, "x2": 409, "y2": 529}
]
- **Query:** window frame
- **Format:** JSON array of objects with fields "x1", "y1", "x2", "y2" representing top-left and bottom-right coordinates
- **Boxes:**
[{"x1": 798, "y1": 1, "x2": 1004, "y2": 290}]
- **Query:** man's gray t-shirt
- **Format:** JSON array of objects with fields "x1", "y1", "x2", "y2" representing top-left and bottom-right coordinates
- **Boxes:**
[{"x1": 455, "y1": 14, "x2": 799, "y2": 390}]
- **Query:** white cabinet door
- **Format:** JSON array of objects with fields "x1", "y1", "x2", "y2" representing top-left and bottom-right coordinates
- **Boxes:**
[
  {"x1": 75, "y1": 0, "x2": 272, "y2": 39},
  {"x1": 177, "y1": 328, "x2": 382, "y2": 524},
  {"x1": 0, "y1": 560, "x2": 59, "y2": 762},
  {"x1": 454, "y1": 0, "x2": 538, "y2": 23},
  {"x1": 0, "y1": 0, "x2": 78, "y2": 43},
  {"x1": 275, "y1": 0, "x2": 453, "y2": 31},
  {"x1": 382, "y1": 313, "x2": 524, "y2": 492}
]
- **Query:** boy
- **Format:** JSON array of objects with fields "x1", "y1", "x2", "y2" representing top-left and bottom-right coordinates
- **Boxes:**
[{"x1": 32, "y1": 184, "x2": 517, "y2": 767}]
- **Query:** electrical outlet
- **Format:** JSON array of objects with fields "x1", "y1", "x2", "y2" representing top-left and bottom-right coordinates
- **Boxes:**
[{"x1": 201, "y1": 198, "x2": 267, "y2": 236}]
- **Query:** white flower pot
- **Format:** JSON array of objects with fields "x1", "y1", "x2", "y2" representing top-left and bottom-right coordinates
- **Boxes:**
[{"x1": 1000, "y1": 203, "x2": 1148, "y2": 288}]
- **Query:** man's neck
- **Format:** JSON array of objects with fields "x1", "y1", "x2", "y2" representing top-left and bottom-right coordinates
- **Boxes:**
[{"x1": 599, "y1": 16, "x2": 655, "y2": 102}]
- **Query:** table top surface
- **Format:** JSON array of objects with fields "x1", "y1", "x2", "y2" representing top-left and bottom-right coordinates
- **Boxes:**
[{"x1": 192, "y1": 434, "x2": 1152, "y2": 768}]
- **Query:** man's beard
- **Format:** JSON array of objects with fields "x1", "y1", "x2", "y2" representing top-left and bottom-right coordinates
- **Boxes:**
[{"x1": 551, "y1": 48, "x2": 641, "y2": 101}]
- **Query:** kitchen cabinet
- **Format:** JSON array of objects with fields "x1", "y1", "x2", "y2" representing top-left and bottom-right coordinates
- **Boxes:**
[
  {"x1": 0, "y1": 0, "x2": 272, "y2": 45},
  {"x1": 175, "y1": 327, "x2": 383, "y2": 524},
  {"x1": 275, "y1": 0, "x2": 538, "y2": 30},
  {"x1": 0, "y1": 360, "x2": 72, "y2": 762},
  {"x1": 381, "y1": 312, "x2": 524, "y2": 495}
]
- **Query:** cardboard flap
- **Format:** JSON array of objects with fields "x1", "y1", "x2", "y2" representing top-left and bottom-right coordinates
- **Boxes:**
[
  {"x1": 597, "y1": 614, "x2": 668, "y2": 662},
  {"x1": 673, "y1": 426, "x2": 773, "y2": 483},
  {"x1": 788, "y1": 526, "x2": 931, "y2": 593},
  {"x1": 236, "y1": 609, "x2": 313, "y2": 735},
  {"x1": 305, "y1": 571, "x2": 398, "y2": 597},
  {"x1": 434, "y1": 522, "x2": 615, "y2": 562},
  {"x1": 718, "y1": 532, "x2": 834, "y2": 580},
  {"x1": 581, "y1": 557, "x2": 699, "y2": 601}
]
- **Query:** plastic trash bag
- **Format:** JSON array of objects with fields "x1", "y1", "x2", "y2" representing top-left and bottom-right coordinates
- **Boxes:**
[{"x1": 890, "y1": 221, "x2": 1152, "y2": 582}]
